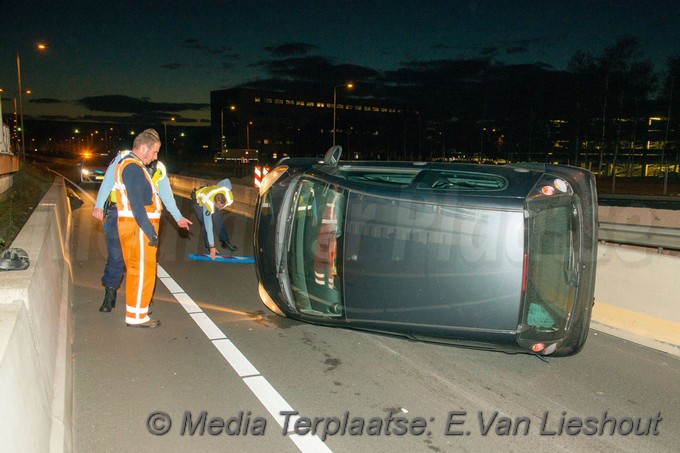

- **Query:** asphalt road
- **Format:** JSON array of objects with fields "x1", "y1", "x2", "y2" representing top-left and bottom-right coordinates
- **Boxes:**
[{"x1": 57, "y1": 164, "x2": 680, "y2": 453}]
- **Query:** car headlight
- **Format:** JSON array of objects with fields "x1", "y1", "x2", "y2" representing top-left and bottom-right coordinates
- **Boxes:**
[
  {"x1": 81, "y1": 169, "x2": 90, "y2": 175},
  {"x1": 258, "y1": 282, "x2": 286, "y2": 317},
  {"x1": 259, "y1": 165, "x2": 288, "y2": 197}
]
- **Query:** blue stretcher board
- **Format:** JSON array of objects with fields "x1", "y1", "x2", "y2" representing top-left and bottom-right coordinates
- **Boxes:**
[{"x1": 188, "y1": 253, "x2": 255, "y2": 264}]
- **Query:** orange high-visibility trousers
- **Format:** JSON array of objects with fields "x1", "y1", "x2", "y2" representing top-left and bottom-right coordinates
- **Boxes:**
[{"x1": 118, "y1": 216, "x2": 160, "y2": 324}]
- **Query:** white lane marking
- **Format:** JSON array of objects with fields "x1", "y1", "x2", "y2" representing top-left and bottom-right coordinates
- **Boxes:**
[
  {"x1": 212, "y1": 339, "x2": 260, "y2": 377},
  {"x1": 172, "y1": 292, "x2": 202, "y2": 313},
  {"x1": 157, "y1": 266, "x2": 331, "y2": 453},
  {"x1": 190, "y1": 313, "x2": 228, "y2": 340},
  {"x1": 243, "y1": 376, "x2": 331, "y2": 452},
  {"x1": 157, "y1": 266, "x2": 170, "y2": 278},
  {"x1": 159, "y1": 276, "x2": 184, "y2": 294},
  {"x1": 242, "y1": 375, "x2": 297, "y2": 429}
]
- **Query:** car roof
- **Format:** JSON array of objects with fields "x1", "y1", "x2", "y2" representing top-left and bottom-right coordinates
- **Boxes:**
[{"x1": 283, "y1": 159, "x2": 557, "y2": 210}]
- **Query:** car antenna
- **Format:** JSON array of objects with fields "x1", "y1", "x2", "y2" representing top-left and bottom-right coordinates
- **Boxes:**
[{"x1": 323, "y1": 145, "x2": 342, "y2": 166}]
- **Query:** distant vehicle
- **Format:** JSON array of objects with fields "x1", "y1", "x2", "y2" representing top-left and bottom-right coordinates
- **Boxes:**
[
  {"x1": 254, "y1": 147, "x2": 598, "y2": 356},
  {"x1": 80, "y1": 153, "x2": 113, "y2": 184},
  {"x1": 214, "y1": 148, "x2": 258, "y2": 163}
]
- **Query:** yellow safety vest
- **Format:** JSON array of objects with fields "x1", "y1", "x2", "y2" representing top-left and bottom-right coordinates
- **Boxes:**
[
  {"x1": 110, "y1": 154, "x2": 166, "y2": 204},
  {"x1": 195, "y1": 185, "x2": 234, "y2": 214},
  {"x1": 114, "y1": 156, "x2": 162, "y2": 220}
]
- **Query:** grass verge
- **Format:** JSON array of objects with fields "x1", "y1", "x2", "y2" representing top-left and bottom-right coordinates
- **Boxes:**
[{"x1": 0, "y1": 163, "x2": 55, "y2": 252}]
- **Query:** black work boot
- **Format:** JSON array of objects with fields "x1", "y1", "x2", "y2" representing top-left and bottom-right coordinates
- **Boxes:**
[{"x1": 99, "y1": 287, "x2": 117, "y2": 312}]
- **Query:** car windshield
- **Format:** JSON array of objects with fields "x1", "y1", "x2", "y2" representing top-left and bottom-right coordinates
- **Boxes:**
[
  {"x1": 83, "y1": 155, "x2": 113, "y2": 167},
  {"x1": 286, "y1": 179, "x2": 346, "y2": 317},
  {"x1": 522, "y1": 197, "x2": 579, "y2": 336}
]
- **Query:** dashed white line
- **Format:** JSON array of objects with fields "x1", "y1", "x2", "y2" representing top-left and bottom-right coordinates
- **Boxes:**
[{"x1": 157, "y1": 265, "x2": 332, "y2": 453}]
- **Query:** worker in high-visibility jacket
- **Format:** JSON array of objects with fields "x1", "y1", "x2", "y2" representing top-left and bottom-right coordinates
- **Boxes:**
[
  {"x1": 191, "y1": 179, "x2": 235, "y2": 260},
  {"x1": 92, "y1": 151, "x2": 191, "y2": 313},
  {"x1": 113, "y1": 129, "x2": 165, "y2": 328},
  {"x1": 314, "y1": 190, "x2": 342, "y2": 290}
]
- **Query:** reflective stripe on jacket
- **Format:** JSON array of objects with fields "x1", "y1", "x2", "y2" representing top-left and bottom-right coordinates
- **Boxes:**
[
  {"x1": 109, "y1": 150, "x2": 131, "y2": 204},
  {"x1": 195, "y1": 185, "x2": 234, "y2": 214},
  {"x1": 114, "y1": 156, "x2": 162, "y2": 219}
]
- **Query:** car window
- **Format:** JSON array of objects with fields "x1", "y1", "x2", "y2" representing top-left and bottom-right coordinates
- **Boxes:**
[
  {"x1": 333, "y1": 167, "x2": 420, "y2": 188},
  {"x1": 417, "y1": 170, "x2": 508, "y2": 191},
  {"x1": 83, "y1": 155, "x2": 114, "y2": 167},
  {"x1": 522, "y1": 198, "x2": 579, "y2": 335},
  {"x1": 286, "y1": 179, "x2": 346, "y2": 317}
]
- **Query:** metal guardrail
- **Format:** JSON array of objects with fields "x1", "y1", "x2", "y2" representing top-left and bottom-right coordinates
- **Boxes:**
[{"x1": 599, "y1": 222, "x2": 680, "y2": 250}]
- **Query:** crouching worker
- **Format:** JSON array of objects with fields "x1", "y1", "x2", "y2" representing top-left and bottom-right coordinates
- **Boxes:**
[{"x1": 191, "y1": 178, "x2": 235, "y2": 260}]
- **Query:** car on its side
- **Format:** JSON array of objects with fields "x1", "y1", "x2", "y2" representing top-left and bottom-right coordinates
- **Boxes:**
[
  {"x1": 253, "y1": 147, "x2": 598, "y2": 356},
  {"x1": 79, "y1": 153, "x2": 113, "y2": 184}
]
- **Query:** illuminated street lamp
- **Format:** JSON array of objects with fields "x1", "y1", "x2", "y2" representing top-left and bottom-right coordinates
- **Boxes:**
[
  {"x1": 221, "y1": 105, "x2": 236, "y2": 151},
  {"x1": 333, "y1": 83, "x2": 353, "y2": 146},
  {"x1": 247, "y1": 121, "x2": 253, "y2": 149},
  {"x1": 16, "y1": 42, "x2": 47, "y2": 160}
]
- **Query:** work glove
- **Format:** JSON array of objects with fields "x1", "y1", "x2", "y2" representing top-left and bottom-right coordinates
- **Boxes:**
[{"x1": 148, "y1": 234, "x2": 159, "y2": 247}]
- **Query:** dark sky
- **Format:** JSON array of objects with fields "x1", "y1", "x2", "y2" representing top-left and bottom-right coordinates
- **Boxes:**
[{"x1": 2, "y1": 0, "x2": 679, "y2": 125}]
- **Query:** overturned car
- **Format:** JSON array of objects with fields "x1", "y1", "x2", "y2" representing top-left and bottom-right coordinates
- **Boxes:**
[{"x1": 254, "y1": 147, "x2": 597, "y2": 356}]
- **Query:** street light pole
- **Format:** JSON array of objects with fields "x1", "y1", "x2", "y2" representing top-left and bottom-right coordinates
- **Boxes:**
[
  {"x1": 247, "y1": 121, "x2": 252, "y2": 149},
  {"x1": 163, "y1": 117, "x2": 175, "y2": 161},
  {"x1": 220, "y1": 108, "x2": 224, "y2": 151},
  {"x1": 16, "y1": 51, "x2": 25, "y2": 160},
  {"x1": 15, "y1": 43, "x2": 47, "y2": 160},
  {"x1": 333, "y1": 83, "x2": 353, "y2": 146}
]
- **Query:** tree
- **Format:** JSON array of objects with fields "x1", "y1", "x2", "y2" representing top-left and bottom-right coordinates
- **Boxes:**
[
  {"x1": 567, "y1": 50, "x2": 595, "y2": 167},
  {"x1": 595, "y1": 36, "x2": 644, "y2": 173}
]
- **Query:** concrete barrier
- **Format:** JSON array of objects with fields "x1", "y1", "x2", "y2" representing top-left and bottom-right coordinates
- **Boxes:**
[
  {"x1": 593, "y1": 243, "x2": 680, "y2": 357},
  {"x1": 0, "y1": 177, "x2": 73, "y2": 453},
  {"x1": 592, "y1": 205, "x2": 680, "y2": 356},
  {"x1": 0, "y1": 154, "x2": 20, "y2": 195}
]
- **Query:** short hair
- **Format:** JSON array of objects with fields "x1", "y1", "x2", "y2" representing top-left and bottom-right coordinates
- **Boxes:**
[
  {"x1": 214, "y1": 193, "x2": 227, "y2": 207},
  {"x1": 133, "y1": 128, "x2": 161, "y2": 150}
]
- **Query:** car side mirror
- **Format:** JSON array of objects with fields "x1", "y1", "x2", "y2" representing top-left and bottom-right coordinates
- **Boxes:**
[{"x1": 323, "y1": 146, "x2": 342, "y2": 166}]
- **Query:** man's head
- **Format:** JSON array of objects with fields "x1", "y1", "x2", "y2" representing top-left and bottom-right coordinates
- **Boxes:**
[
  {"x1": 132, "y1": 129, "x2": 161, "y2": 165},
  {"x1": 214, "y1": 193, "x2": 227, "y2": 211}
]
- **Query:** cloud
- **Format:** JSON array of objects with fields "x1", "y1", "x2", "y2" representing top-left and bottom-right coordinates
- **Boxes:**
[
  {"x1": 266, "y1": 42, "x2": 318, "y2": 57},
  {"x1": 505, "y1": 46, "x2": 528, "y2": 55},
  {"x1": 36, "y1": 112, "x2": 201, "y2": 125},
  {"x1": 161, "y1": 63, "x2": 184, "y2": 70},
  {"x1": 430, "y1": 44, "x2": 453, "y2": 51},
  {"x1": 254, "y1": 56, "x2": 379, "y2": 84},
  {"x1": 428, "y1": 37, "x2": 550, "y2": 60},
  {"x1": 29, "y1": 98, "x2": 63, "y2": 104},
  {"x1": 221, "y1": 52, "x2": 240, "y2": 69},
  {"x1": 76, "y1": 95, "x2": 209, "y2": 114},
  {"x1": 480, "y1": 47, "x2": 499, "y2": 57},
  {"x1": 181, "y1": 38, "x2": 227, "y2": 55}
]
